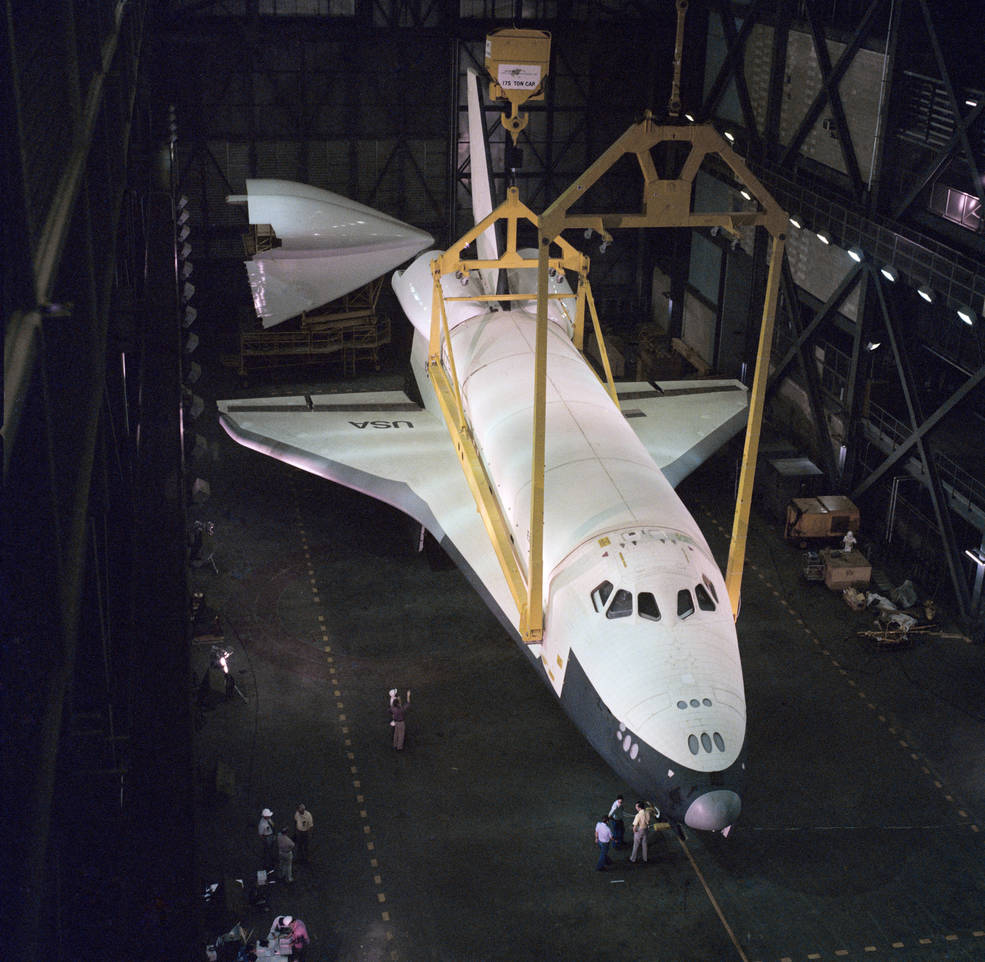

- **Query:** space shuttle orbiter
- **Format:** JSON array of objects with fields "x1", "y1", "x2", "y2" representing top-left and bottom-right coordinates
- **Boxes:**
[{"x1": 218, "y1": 73, "x2": 749, "y2": 834}]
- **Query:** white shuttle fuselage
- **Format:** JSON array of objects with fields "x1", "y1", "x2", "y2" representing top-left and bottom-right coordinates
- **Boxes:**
[{"x1": 392, "y1": 253, "x2": 746, "y2": 832}]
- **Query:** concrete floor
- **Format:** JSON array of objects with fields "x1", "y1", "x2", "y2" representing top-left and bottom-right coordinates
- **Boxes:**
[{"x1": 188, "y1": 365, "x2": 985, "y2": 962}]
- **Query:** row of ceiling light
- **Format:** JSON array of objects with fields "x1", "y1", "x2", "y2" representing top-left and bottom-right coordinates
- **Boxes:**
[
  {"x1": 698, "y1": 117, "x2": 980, "y2": 328},
  {"x1": 787, "y1": 214, "x2": 978, "y2": 326}
]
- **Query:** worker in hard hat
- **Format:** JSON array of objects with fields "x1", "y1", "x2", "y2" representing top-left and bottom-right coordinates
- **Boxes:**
[
  {"x1": 258, "y1": 808, "x2": 275, "y2": 868},
  {"x1": 268, "y1": 915, "x2": 310, "y2": 958}
]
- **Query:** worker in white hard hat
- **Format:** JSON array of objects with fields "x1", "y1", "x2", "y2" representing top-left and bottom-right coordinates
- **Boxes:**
[
  {"x1": 268, "y1": 915, "x2": 309, "y2": 958},
  {"x1": 258, "y1": 808, "x2": 275, "y2": 868}
]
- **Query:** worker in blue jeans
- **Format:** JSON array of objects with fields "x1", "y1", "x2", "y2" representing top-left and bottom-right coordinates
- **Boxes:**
[
  {"x1": 608, "y1": 795, "x2": 626, "y2": 848},
  {"x1": 594, "y1": 816, "x2": 613, "y2": 871}
]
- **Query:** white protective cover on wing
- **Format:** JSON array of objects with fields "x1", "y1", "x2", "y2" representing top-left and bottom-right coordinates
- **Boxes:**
[{"x1": 237, "y1": 180, "x2": 433, "y2": 328}]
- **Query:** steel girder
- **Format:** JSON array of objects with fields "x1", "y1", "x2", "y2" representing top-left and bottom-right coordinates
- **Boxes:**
[
  {"x1": 702, "y1": 0, "x2": 770, "y2": 133},
  {"x1": 2, "y1": 2, "x2": 149, "y2": 957},
  {"x1": 773, "y1": 255, "x2": 840, "y2": 484},
  {"x1": 911, "y1": 0, "x2": 985, "y2": 216},
  {"x1": 864, "y1": 271, "x2": 973, "y2": 615},
  {"x1": 891, "y1": 99, "x2": 985, "y2": 221},
  {"x1": 776, "y1": 0, "x2": 887, "y2": 195},
  {"x1": 698, "y1": 0, "x2": 984, "y2": 622}
]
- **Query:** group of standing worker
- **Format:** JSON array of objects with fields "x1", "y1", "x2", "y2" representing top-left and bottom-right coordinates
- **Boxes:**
[
  {"x1": 257, "y1": 804, "x2": 314, "y2": 884},
  {"x1": 236, "y1": 684, "x2": 416, "y2": 960},
  {"x1": 594, "y1": 795, "x2": 660, "y2": 871}
]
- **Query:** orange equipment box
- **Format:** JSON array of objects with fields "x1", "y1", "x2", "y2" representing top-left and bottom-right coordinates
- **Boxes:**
[{"x1": 785, "y1": 495, "x2": 860, "y2": 542}]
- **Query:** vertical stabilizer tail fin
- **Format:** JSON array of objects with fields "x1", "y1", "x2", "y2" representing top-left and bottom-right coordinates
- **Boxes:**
[{"x1": 466, "y1": 68, "x2": 501, "y2": 298}]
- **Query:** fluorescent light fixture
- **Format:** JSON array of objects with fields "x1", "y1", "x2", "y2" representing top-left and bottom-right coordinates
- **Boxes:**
[
  {"x1": 177, "y1": 209, "x2": 190, "y2": 227},
  {"x1": 957, "y1": 304, "x2": 976, "y2": 325},
  {"x1": 178, "y1": 224, "x2": 190, "y2": 242},
  {"x1": 918, "y1": 285, "x2": 933, "y2": 302},
  {"x1": 739, "y1": 188, "x2": 752, "y2": 201},
  {"x1": 865, "y1": 340, "x2": 881, "y2": 352},
  {"x1": 684, "y1": 112, "x2": 695, "y2": 122},
  {"x1": 966, "y1": 99, "x2": 979, "y2": 107},
  {"x1": 880, "y1": 265, "x2": 898, "y2": 282},
  {"x1": 789, "y1": 214, "x2": 803, "y2": 229},
  {"x1": 724, "y1": 130, "x2": 735, "y2": 143},
  {"x1": 177, "y1": 195, "x2": 189, "y2": 210},
  {"x1": 184, "y1": 331, "x2": 199, "y2": 354},
  {"x1": 816, "y1": 229, "x2": 831, "y2": 245},
  {"x1": 183, "y1": 305, "x2": 198, "y2": 328},
  {"x1": 179, "y1": 242, "x2": 192, "y2": 260},
  {"x1": 182, "y1": 281, "x2": 195, "y2": 302},
  {"x1": 965, "y1": 548, "x2": 985, "y2": 566},
  {"x1": 848, "y1": 247, "x2": 863, "y2": 262}
]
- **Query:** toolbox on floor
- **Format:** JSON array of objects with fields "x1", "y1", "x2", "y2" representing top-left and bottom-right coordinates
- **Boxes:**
[{"x1": 820, "y1": 548, "x2": 872, "y2": 589}]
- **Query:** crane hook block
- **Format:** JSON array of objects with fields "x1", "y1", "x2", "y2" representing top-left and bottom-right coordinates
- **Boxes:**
[{"x1": 485, "y1": 28, "x2": 551, "y2": 145}]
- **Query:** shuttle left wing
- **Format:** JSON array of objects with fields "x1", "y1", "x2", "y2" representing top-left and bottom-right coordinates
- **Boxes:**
[
  {"x1": 216, "y1": 391, "x2": 519, "y2": 634},
  {"x1": 617, "y1": 379, "x2": 748, "y2": 488}
]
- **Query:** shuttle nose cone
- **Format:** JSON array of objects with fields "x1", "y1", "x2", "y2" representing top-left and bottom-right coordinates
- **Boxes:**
[{"x1": 684, "y1": 790, "x2": 741, "y2": 832}]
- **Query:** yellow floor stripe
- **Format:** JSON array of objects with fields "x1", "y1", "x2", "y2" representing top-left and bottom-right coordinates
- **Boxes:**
[{"x1": 675, "y1": 834, "x2": 749, "y2": 962}]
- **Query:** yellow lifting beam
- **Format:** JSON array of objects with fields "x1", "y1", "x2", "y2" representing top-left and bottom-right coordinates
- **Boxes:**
[
  {"x1": 538, "y1": 115, "x2": 788, "y2": 621},
  {"x1": 426, "y1": 187, "x2": 615, "y2": 642}
]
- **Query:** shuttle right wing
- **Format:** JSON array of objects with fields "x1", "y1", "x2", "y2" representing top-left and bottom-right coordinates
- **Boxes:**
[{"x1": 617, "y1": 379, "x2": 749, "y2": 488}]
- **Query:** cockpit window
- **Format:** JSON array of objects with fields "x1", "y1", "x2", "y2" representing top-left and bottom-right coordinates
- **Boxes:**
[
  {"x1": 591, "y1": 580, "x2": 613, "y2": 612},
  {"x1": 702, "y1": 574, "x2": 718, "y2": 604},
  {"x1": 695, "y1": 583, "x2": 716, "y2": 611},
  {"x1": 677, "y1": 588, "x2": 695, "y2": 619},
  {"x1": 606, "y1": 588, "x2": 633, "y2": 619},
  {"x1": 638, "y1": 592, "x2": 661, "y2": 622}
]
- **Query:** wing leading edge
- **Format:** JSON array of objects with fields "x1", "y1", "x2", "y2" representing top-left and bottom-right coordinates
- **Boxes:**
[
  {"x1": 617, "y1": 379, "x2": 749, "y2": 488},
  {"x1": 216, "y1": 392, "x2": 520, "y2": 637}
]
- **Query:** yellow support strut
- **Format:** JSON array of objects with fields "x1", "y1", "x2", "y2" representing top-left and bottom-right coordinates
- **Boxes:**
[{"x1": 425, "y1": 188, "x2": 607, "y2": 643}]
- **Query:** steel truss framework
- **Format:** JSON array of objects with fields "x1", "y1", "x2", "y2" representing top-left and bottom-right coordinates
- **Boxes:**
[
  {"x1": 695, "y1": 0, "x2": 985, "y2": 625},
  {"x1": 0, "y1": 1, "x2": 192, "y2": 959},
  {"x1": 157, "y1": 3, "x2": 681, "y2": 326}
]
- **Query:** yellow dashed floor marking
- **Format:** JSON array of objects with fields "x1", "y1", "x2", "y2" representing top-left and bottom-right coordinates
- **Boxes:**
[
  {"x1": 705, "y1": 497, "x2": 985, "y2": 962},
  {"x1": 291, "y1": 479, "x2": 395, "y2": 955},
  {"x1": 737, "y1": 532, "x2": 979, "y2": 837}
]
